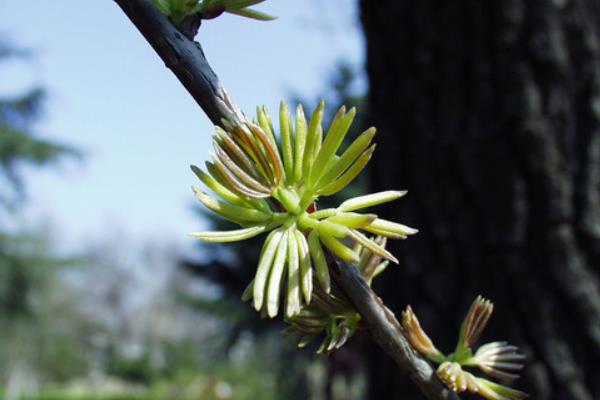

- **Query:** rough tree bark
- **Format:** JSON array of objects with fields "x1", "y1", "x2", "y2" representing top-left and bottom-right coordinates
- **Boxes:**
[{"x1": 361, "y1": 1, "x2": 600, "y2": 399}]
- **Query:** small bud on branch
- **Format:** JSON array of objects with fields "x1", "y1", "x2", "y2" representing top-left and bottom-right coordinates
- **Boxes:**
[{"x1": 402, "y1": 297, "x2": 528, "y2": 400}]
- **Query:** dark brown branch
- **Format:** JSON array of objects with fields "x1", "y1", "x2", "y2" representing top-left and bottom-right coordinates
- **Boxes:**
[
  {"x1": 113, "y1": 1, "x2": 459, "y2": 399},
  {"x1": 330, "y1": 260, "x2": 460, "y2": 400},
  {"x1": 114, "y1": 0, "x2": 243, "y2": 126}
]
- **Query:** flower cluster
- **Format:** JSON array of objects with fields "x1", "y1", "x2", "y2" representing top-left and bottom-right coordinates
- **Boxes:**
[
  {"x1": 190, "y1": 101, "x2": 417, "y2": 319},
  {"x1": 282, "y1": 236, "x2": 391, "y2": 354},
  {"x1": 151, "y1": 0, "x2": 274, "y2": 25},
  {"x1": 401, "y1": 296, "x2": 527, "y2": 400}
]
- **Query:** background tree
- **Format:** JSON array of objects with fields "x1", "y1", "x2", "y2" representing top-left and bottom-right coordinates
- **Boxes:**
[
  {"x1": 0, "y1": 37, "x2": 77, "y2": 320},
  {"x1": 360, "y1": 1, "x2": 600, "y2": 399},
  {"x1": 0, "y1": 41, "x2": 75, "y2": 208},
  {"x1": 0, "y1": 38, "x2": 93, "y2": 397}
]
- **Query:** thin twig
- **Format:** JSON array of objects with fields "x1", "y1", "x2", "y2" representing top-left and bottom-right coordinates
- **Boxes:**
[{"x1": 112, "y1": 1, "x2": 460, "y2": 399}]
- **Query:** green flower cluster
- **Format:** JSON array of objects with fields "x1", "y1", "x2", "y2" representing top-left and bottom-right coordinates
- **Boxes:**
[
  {"x1": 151, "y1": 0, "x2": 274, "y2": 25},
  {"x1": 402, "y1": 297, "x2": 527, "y2": 400},
  {"x1": 190, "y1": 101, "x2": 417, "y2": 319}
]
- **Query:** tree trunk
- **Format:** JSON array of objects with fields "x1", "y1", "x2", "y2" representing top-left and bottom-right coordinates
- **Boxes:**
[{"x1": 360, "y1": 1, "x2": 600, "y2": 399}]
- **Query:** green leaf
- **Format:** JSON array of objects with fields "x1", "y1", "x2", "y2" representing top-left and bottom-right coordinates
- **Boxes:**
[
  {"x1": 225, "y1": 0, "x2": 265, "y2": 8},
  {"x1": 348, "y1": 230, "x2": 398, "y2": 264},
  {"x1": 476, "y1": 378, "x2": 528, "y2": 400},
  {"x1": 363, "y1": 218, "x2": 418, "y2": 238},
  {"x1": 303, "y1": 100, "x2": 325, "y2": 178},
  {"x1": 308, "y1": 230, "x2": 330, "y2": 293},
  {"x1": 320, "y1": 234, "x2": 358, "y2": 263},
  {"x1": 310, "y1": 106, "x2": 356, "y2": 184},
  {"x1": 316, "y1": 127, "x2": 376, "y2": 188},
  {"x1": 253, "y1": 229, "x2": 283, "y2": 311},
  {"x1": 286, "y1": 231, "x2": 301, "y2": 317},
  {"x1": 327, "y1": 212, "x2": 377, "y2": 229},
  {"x1": 191, "y1": 164, "x2": 244, "y2": 205},
  {"x1": 339, "y1": 190, "x2": 407, "y2": 212},
  {"x1": 279, "y1": 101, "x2": 294, "y2": 183},
  {"x1": 293, "y1": 104, "x2": 307, "y2": 183},
  {"x1": 192, "y1": 186, "x2": 271, "y2": 224},
  {"x1": 317, "y1": 220, "x2": 350, "y2": 238},
  {"x1": 241, "y1": 279, "x2": 254, "y2": 302},
  {"x1": 371, "y1": 260, "x2": 389, "y2": 280},
  {"x1": 309, "y1": 208, "x2": 338, "y2": 220},
  {"x1": 226, "y1": 7, "x2": 276, "y2": 21},
  {"x1": 256, "y1": 105, "x2": 277, "y2": 147},
  {"x1": 295, "y1": 229, "x2": 313, "y2": 304},
  {"x1": 266, "y1": 230, "x2": 289, "y2": 317},
  {"x1": 319, "y1": 144, "x2": 375, "y2": 196},
  {"x1": 189, "y1": 225, "x2": 268, "y2": 242},
  {"x1": 275, "y1": 187, "x2": 301, "y2": 214}
]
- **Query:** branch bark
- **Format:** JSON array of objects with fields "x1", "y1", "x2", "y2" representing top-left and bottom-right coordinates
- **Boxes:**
[
  {"x1": 113, "y1": 1, "x2": 460, "y2": 399},
  {"x1": 330, "y1": 261, "x2": 460, "y2": 400},
  {"x1": 114, "y1": 0, "x2": 243, "y2": 126}
]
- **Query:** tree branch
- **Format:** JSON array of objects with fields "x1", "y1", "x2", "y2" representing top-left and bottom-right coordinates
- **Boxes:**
[
  {"x1": 114, "y1": 0, "x2": 243, "y2": 126},
  {"x1": 330, "y1": 260, "x2": 460, "y2": 400},
  {"x1": 113, "y1": 1, "x2": 460, "y2": 399}
]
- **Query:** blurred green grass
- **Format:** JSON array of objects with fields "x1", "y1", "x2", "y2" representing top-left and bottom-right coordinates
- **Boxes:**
[
  {"x1": 2, "y1": 350, "x2": 284, "y2": 400},
  {"x1": 17, "y1": 395, "x2": 145, "y2": 400}
]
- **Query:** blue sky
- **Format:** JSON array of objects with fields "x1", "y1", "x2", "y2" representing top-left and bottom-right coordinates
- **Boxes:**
[{"x1": 0, "y1": 1, "x2": 364, "y2": 253}]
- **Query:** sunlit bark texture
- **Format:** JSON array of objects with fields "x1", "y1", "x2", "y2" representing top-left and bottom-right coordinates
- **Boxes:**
[{"x1": 360, "y1": 1, "x2": 600, "y2": 398}]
